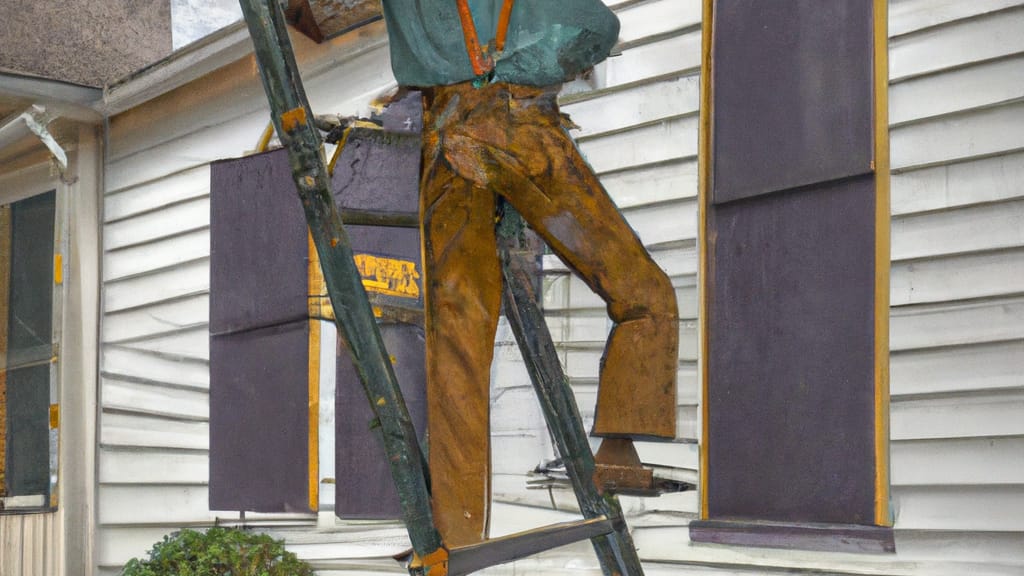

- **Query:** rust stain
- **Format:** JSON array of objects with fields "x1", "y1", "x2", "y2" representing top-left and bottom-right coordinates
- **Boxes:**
[{"x1": 281, "y1": 106, "x2": 308, "y2": 131}]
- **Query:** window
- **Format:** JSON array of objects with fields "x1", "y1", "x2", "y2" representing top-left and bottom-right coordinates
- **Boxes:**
[
  {"x1": 0, "y1": 188, "x2": 60, "y2": 512},
  {"x1": 693, "y1": 0, "x2": 892, "y2": 553},
  {"x1": 208, "y1": 96, "x2": 427, "y2": 519}
]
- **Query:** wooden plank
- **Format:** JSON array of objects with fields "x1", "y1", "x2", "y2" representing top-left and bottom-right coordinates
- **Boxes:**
[
  {"x1": 104, "y1": 196, "x2": 209, "y2": 251},
  {"x1": 102, "y1": 294, "x2": 208, "y2": 344},
  {"x1": 891, "y1": 249, "x2": 1024, "y2": 307},
  {"x1": 105, "y1": 112, "x2": 276, "y2": 195},
  {"x1": 96, "y1": 526, "x2": 178, "y2": 567},
  {"x1": 104, "y1": 165, "x2": 209, "y2": 219},
  {"x1": 891, "y1": 150, "x2": 1024, "y2": 216},
  {"x1": 891, "y1": 391, "x2": 1024, "y2": 440},
  {"x1": 103, "y1": 228, "x2": 209, "y2": 282},
  {"x1": 542, "y1": 244, "x2": 699, "y2": 282},
  {"x1": 579, "y1": 115, "x2": 698, "y2": 175},
  {"x1": 98, "y1": 447, "x2": 208, "y2": 484},
  {"x1": 99, "y1": 484, "x2": 218, "y2": 526},
  {"x1": 890, "y1": 341, "x2": 1023, "y2": 397},
  {"x1": 892, "y1": 199, "x2": 1024, "y2": 260},
  {"x1": 103, "y1": 258, "x2": 208, "y2": 313},
  {"x1": 890, "y1": 54, "x2": 1024, "y2": 125},
  {"x1": 890, "y1": 101, "x2": 1024, "y2": 171},
  {"x1": 890, "y1": 296, "x2": 1024, "y2": 351},
  {"x1": 889, "y1": 7, "x2": 1024, "y2": 81},
  {"x1": 23, "y1": 512, "x2": 46, "y2": 576},
  {"x1": 891, "y1": 436, "x2": 1024, "y2": 486},
  {"x1": 892, "y1": 485, "x2": 1024, "y2": 531},
  {"x1": 604, "y1": 31, "x2": 702, "y2": 88},
  {"x1": 106, "y1": 29, "x2": 392, "y2": 163},
  {"x1": 112, "y1": 326, "x2": 209, "y2": 362},
  {"x1": 101, "y1": 375, "x2": 209, "y2": 421},
  {"x1": 0, "y1": 515, "x2": 24, "y2": 575},
  {"x1": 100, "y1": 411, "x2": 208, "y2": 450},
  {"x1": 710, "y1": 0, "x2": 873, "y2": 203},
  {"x1": 599, "y1": 159, "x2": 698, "y2": 209},
  {"x1": 620, "y1": 197, "x2": 698, "y2": 248},
  {"x1": 562, "y1": 75, "x2": 700, "y2": 139},
  {"x1": 689, "y1": 520, "x2": 894, "y2": 555},
  {"x1": 209, "y1": 322, "x2": 310, "y2": 514},
  {"x1": 101, "y1": 346, "x2": 209, "y2": 390},
  {"x1": 895, "y1": 529, "x2": 1024, "y2": 566},
  {"x1": 209, "y1": 149, "x2": 310, "y2": 336},
  {"x1": 616, "y1": 0, "x2": 700, "y2": 46},
  {"x1": 632, "y1": 526, "x2": 923, "y2": 575},
  {"x1": 889, "y1": 0, "x2": 1024, "y2": 37},
  {"x1": 634, "y1": 440, "x2": 699, "y2": 472}
]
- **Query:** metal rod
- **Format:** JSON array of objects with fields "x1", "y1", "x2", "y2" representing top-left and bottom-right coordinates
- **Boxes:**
[{"x1": 237, "y1": 0, "x2": 444, "y2": 565}]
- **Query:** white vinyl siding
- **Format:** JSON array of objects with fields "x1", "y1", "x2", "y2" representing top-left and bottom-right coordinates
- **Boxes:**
[{"x1": 94, "y1": 0, "x2": 1024, "y2": 574}]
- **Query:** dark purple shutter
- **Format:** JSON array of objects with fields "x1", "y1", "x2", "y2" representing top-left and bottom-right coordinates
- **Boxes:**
[
  {"x1": 209, "y1": 149, "x2": 312, "y2": 513},
  {"x1": 334, "y1": 93, "x2": 428, "y2": 518},
  {"x1": 700, "y1": 0, "x2": 889, "y2": 543}
]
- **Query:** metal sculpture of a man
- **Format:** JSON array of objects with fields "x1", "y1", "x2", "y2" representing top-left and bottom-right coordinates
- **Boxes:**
[{"x1": 380, "y1": 0, "x2": 679, "y2": 547}]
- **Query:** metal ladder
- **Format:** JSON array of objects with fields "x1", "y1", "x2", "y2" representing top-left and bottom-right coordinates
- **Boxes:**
[{"x1": 237, "y1": 2, "x2": 645, "y2": 574}]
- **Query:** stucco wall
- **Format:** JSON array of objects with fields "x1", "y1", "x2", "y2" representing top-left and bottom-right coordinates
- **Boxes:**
[{"x1": 0, "y1": 0, "x2": 171, "y2": 86}]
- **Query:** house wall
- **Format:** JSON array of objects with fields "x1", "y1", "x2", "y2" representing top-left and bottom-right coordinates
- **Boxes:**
[{"x1": 94, "y1": 0, "x2": 1023, "y2": 574}]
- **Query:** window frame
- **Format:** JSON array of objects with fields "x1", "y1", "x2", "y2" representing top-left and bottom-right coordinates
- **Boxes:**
[{"x1": 0, "y1": 162, "x2": 66, "y2": 515}]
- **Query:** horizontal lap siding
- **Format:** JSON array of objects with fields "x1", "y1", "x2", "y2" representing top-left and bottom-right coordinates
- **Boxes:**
[
  {"x1": 588, "y1": 1, "x2": 1024, "y2": 574},
  {"x1": 96, "y1": 25, "x2": 396, "y2": 572},
  {"x1": 94, "y1": 0, "x2": 1024, "y2": 574},
  {"x1": 886, "y1": 4, "x2": 1024, "y2": 562},
  {"x1": 504, "y1": 0, "x2": 703, "y2": 526}
]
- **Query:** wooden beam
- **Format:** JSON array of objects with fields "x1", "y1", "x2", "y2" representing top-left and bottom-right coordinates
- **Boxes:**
[{"x1": 285, "y1": 0, "x2": 382, "y2": 43}]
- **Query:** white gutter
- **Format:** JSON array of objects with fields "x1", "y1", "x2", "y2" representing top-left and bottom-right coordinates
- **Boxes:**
[
  {"x1": 0, "y1": 69, "x2": 103, "y2": 123},
  {"x1": 101, "y1": 20, "x2": 255, "y2": 117}
]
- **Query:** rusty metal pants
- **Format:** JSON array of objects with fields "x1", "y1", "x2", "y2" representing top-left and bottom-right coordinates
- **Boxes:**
[{"x1": 420, "y1": 82, "x2": 678, "y2": 546}]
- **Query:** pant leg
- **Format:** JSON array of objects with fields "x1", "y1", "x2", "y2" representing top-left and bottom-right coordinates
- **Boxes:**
[
  {"x1": 441, "y1": 85, "x2": 678, "y2": 440},
  {"x1": 420, "y1": 121, "x2": 501, "y2": 547}
]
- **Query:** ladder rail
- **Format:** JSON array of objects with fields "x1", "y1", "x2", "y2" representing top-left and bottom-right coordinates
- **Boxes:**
[
  {"x1": 499, "y1": 213, "x2": 646, "y2": 576},
  {"x1": 237, "y1": 0, "x2": 445, "y2": 566}
]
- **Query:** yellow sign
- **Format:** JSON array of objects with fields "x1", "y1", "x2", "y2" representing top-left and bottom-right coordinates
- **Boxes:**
[
  {"x1": 353, "y1": 254, "x2": 421, "y2": 299},
  {"x1": 308, "y1": 247, "x2": 421, "y2": 321}
]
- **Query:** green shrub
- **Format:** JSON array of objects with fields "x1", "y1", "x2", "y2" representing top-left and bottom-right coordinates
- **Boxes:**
[{"x1": 121, "y1": 526, "x2": 315, "y2": 576}]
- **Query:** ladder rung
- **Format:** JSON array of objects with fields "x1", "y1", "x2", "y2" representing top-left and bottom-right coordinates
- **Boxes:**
[{"x1": 447, "y1": 516, "x2": 614, "y2": 575}]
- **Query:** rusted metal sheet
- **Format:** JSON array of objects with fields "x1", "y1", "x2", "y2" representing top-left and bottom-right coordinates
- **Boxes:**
[
  {"x1": 285, "y1": 0, "x2": 383, "y2": 43},
  {"x1": 711, "y1": 0, "x2": 874, "y2": 203}
]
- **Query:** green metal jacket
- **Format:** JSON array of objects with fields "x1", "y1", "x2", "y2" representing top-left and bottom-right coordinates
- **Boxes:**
[{"x1": 381, "y1": 0, "x2": 620, "y2": 87}]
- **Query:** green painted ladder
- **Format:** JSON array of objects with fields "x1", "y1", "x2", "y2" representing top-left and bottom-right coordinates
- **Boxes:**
[{"x1": 237, "y1": 1, "x2": 646, "y2": 574}]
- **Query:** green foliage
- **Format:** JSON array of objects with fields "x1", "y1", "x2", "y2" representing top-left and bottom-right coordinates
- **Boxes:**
[{"x1": 120, "y1": 526, "x2": 315, "y2": 576}]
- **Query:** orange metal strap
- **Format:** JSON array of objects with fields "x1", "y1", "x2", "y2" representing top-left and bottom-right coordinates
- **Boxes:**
[
  {"x1": 495, "y1": 0, "x2": 515, "y2": 52},
  {"x1": 455, "y1": 0, "x2": 489, "y2": 76}
]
